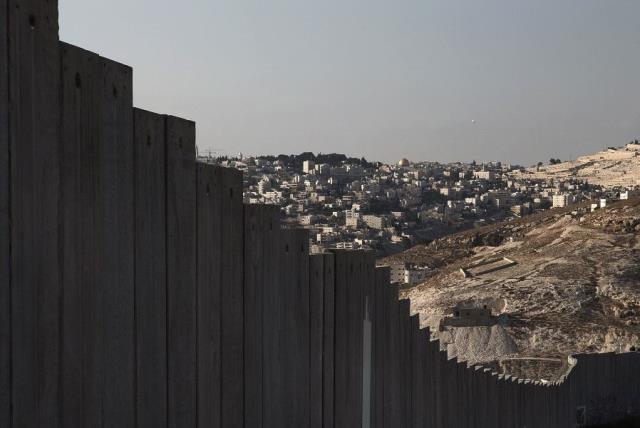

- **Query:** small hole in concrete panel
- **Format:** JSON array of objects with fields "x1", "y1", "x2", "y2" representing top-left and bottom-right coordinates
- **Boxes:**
[
  {"x1": 178, "y1": 138, "x2": 183, "y2": 149},
  {"x1": 146, "y1": 135, "x2": 152, "y2": 147},
  {"x1": 301, "y1": 245, "x2": 304, "y2": 253},
  {"x1": 229, "y1": 188, "x2": 234, "y2": 199},
  {"x1": 113, "y1": 85, "x2": 118, "y2": 98},
  {"x1": 75, "y1": 73, "x2": 82, "y2": 89},
  {"x1": 285, "y1": 244, "x2": 289, "y2": 253},
  {"x1": 28, "y1": 14, "x2": 36, "y2": 29}
]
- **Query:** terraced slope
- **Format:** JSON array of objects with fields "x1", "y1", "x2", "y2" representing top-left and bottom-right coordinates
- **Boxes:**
[{"x1": 391, "y1": 198, "x2": 640, "y2": 380}]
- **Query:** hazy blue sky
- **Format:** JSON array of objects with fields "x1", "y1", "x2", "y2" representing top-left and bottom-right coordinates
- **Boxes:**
[{"x1": 59, "y1": 0, "x2": 640, "y2": 165}]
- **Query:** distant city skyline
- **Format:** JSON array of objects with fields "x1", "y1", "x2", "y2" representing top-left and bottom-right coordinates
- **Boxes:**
[{"x1": 60, "y1": 0, "x2": 640, "y2": 165}]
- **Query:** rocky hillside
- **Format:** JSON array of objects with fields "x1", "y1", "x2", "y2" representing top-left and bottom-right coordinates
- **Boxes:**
[
  {"x1": 511, "y1": 142, "x2": 640, "y2": 188},
  {"x1": 388, "y1": 198, "x2": 640, "y2": 380}
]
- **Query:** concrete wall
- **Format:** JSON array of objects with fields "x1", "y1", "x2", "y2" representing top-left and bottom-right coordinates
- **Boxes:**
[
  {"x1": 5, "y1": 1, "x2": 62, "y2": 426},
  {"x1": 3, "y1": 2, "x2": 640, "y2": 427}
]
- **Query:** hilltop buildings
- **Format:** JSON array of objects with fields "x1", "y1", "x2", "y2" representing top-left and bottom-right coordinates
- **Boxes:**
[{"x1": 199, "y1": 153, "x2": 636, "y2": 259}]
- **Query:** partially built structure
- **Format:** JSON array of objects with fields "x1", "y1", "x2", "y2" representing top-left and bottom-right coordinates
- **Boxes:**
[{"x1": 1, "y1": 1, "x2": 639, "y2": 427}]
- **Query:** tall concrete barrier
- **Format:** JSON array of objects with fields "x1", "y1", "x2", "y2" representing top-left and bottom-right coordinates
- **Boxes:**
[
  {"x1": 293, "y1": 230, "x2": 311, "y2": 426},
  {"x1": 5, "y1": 2, "x2": 640, "y2": 427},
  {"x1": 261, "y1": 209, "x2": 285, "y2": 428},
  {"x1": 332, "y1": 250, "x2": 350, "y2": 427},
  {"x1": 220, "y1": 166, "x2": 245, "y2": 427},
  {"x1": 373, "y1": 267, "x2": 390, "y2": 428},
  {"x1": 8, "y1": 1, "x2": 61, "y2": 426},
  {"x1": 322, "y1": 252, "x2": 336, "y2": 428},
  {"x1": 197, "y1": 163, "x2": 224, "y2": 428},
  {"x1": 134, "y1": 108, "x2": 168, "y2": 428},
  {"x1": 60, "y1": 42, "x2": 135, "y2": 427},
  {"x1": 309, "y1": 254, "x2": 325, "y2": 428},
  {"x1": 244, "y1": 204, "x2": 280, "y2": 428},
  {"x1": 384, "y1": 283, "x2": 402, "y2": 428},
  {"x1": 0, "y1": 0, "x2": 9, "y2": 424},
  {"x1": 166, "y1": 116, "x2": 197, "y2": 428},
  {"x1": 362, "y1": 253, "x2": 375, "y2": 428}
]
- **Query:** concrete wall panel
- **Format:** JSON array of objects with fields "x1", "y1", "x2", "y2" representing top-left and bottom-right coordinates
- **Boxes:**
[
  {"x1": 309, "y1": 254, "x2": 325, "y2": 428},
  {"x1": 244, "y1": 205, "x2": 279, "y2": 428},
  {"x1": 348, "y1": 252, "x2": 364, "y2": 428},
  {"x1": 61, "y1": 43, "x2": 134, "y2": 427},
  {"x1": 398, "y1": 299, "x2": 411, "y2": 428},
  {"x1": 134, "y1": 108, "x2": 168, "y2": 428},
  {"x1": 99, "y1": 55, "x2": 135, "y2": 428},
  {"x1": 9, "y1": 1, "x2": 61, "y2": 425},
  {"x1": 0, "y1": 0, "x2": 10, "y2": 424},
  {"x1": 262, "y1": 212, "x2": 284, "y2": 428},
  {"x1": 220, "y1": 166, "x2": 245, "y2": 427},
  {"x1": 332, "y1": 250, "x2": 349, "y2": 427},
  {"x1": 166, "y1": 116, "x2": 197, "y2": 428},
  {"x1": 384, "y1": 284, "x2": 402, "y2": 427},
  {"x1": 197, "y1": 163, "x2": 224, "y2": 428},
  {"x1": 362, "y1": 253, "x2": 375, "y2": 428},
  {"x1": 293, "y1": 230, "x2": 310, "y2": 427},
  {"x1": 373, "y1": 268, "x2": 389, "y2": 428},
  {"x1": 244, "y1": 205, "x2": 264, "y2": 428},
  {"x1": 411, "y1": 321, "x2": 424, "y2": 428},
  {"x1": 322, "y1": 253, "x2": 335, "y2": 428}
]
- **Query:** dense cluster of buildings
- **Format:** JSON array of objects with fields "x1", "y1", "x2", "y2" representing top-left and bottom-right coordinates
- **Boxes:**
[{"x1": 200, "y1": 153, "x2": 637, "y2": 284}]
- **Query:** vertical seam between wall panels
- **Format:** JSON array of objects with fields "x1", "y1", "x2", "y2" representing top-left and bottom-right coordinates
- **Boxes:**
[
  {"x1": 218, "y1": 175, "x2": 223, "y2": 428},
  {"x1": 56, "y1": 36, "x2": 63, "y2": 428},
  {"x1": 332, "y1": 254, "x2": 337, "y2": 428},
  {"x1": 241, "y1": 183, "x2": 246, "y2": 428},
  {"x1": 163, "y1": 116, "x2": 169, "y2": 428},
  {"x1": 320, "y1": 259, "x2": 324, "y2": 428},
  {"x1": 194, "y1": 164, "x2": 199, "y2": 428},
  {"x1": 241, "y1": 197, "x2": 244, "y2": 428},
  {"x1": 131, "y1": 112, "x2": 137, "y2": 428},
  {"x1": 5, "y1": 1, "x2": 12, "y2": 426}
]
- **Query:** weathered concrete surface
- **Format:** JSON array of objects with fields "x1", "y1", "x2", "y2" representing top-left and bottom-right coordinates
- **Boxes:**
[
  {"x1": 309, "y1": 254, "x2": 324, "y2": 428},
  {"x1": 61, "y1": 42, "x2": 135, "y2": 427},
  {"x1": 0, "y1": 0, "x2": 10, "y2": 424},
  {"x1": 244, "y1": 204, "x2": 280, "y2": 428},
  {"x1": 166, "y1": 116, "x2": 197, "y2": 428},
  {"x1": 322, "y1": 253, "x2": 335, "y2": 428},
  {"x1": 99, "y1": 56, "x2": 135, "y2": 428},
  {"x1": 221, "y1": 167, "x2": 244, "y2": 428},
  {"x1": 262, "y1": 213, "x2": 284, "y2": 428},
  {"x1": 9, "y1": 1, "x2": 61, "y2": 425},
  {"x1": 134, "y1": 108, "x2": 168, "y2": 428},
  {"x1": 197, "y1": 163, "x2": 223, "y2": 428},
  {"x1": 373, "y1": 267, "x2": 389, "y2": 428},
  {"x1": 5, "y1": 3, "x2": 640, "y2": 428}
]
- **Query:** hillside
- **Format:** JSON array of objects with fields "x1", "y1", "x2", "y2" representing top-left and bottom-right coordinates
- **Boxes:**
[
  {"x1": 511, "y1": 142, "x2": 640, "y2": 187},
  {"x1": 388, "y1": 198, "x2": 640, "y2": 380}
]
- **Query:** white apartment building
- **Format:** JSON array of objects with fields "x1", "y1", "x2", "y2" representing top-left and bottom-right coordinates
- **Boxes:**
[
  {"x1": 345, "y1": 210, "x2": 361, "y2": 228},
  {"x1": 303, "y1": 160, "x2": 315, "y2": 173},
  {"x1": 552, "y1": 193, "x2": 576, "y2": 208},
  {"x1": 362, "y1": 215, "x2": 385, "y2": 230},
  {"x1": 389, "y1": 263, "x2": 431, "y2": 285},
  {"x1": 474, "y1": 170, "x2": 496, "y2": 181}
]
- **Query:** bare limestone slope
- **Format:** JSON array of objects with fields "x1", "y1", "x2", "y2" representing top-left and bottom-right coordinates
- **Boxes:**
[
  {"x1": 395, "y1": 198, "x2": 640, "y2": 380},
  {"x1": 511, "y1": 142, "x2": 640, "y2": 187}
]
